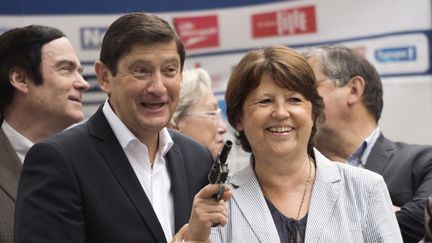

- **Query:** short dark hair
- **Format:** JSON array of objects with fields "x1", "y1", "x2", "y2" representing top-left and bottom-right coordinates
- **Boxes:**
[
  {"x1": 304, "y1": 45, "x2": 383, "y2": 122},
  {"x1": 225, "y1": 45, "x2": 325, "y2": 157},
  {"x1": 0, "y1": 25, "x2": 65, "y2": 115},
  {"x1": 100, "y1": 13, "x2": 186, "y2": 75}
]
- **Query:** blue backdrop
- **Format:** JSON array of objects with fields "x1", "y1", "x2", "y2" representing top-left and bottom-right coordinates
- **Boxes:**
[{"x1": 0, "y1": 0, "x2": 292, "y2": 14}]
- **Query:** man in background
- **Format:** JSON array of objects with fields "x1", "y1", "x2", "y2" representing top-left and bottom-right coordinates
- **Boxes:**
[
  {"x1": 305, "y1": 45, "x2": 432, "y2": 242},
  {"x1": 0, "y1": 25, "x2": 89, "y2": 243}
]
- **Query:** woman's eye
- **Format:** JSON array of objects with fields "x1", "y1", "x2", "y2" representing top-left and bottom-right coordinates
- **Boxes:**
[
  {"x1": 288, "y1": 97, "x2": 302, "y2": 103},
  {"x1": 258, "y1": 98, "x2": 272, "y2": 104}
]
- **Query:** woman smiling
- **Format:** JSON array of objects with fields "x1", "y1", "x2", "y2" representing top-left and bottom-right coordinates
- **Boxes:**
[{"x1": 174, "y1": 45, "x2": 402, "y2": 243}]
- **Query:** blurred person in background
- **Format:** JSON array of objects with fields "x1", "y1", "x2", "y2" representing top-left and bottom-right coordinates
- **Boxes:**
[
  {"x1": 0, "y1": 25, "x2": 89, "y2": 243},
  {"x1": 169, "y1": 67, "x2": 227, "y2": 159},
  {"x1": 173, "y1": 45, "x2": 402, "y2": 243},
  {"x1": 304, "y1": 44, "x2": 432, "y2": 243}
]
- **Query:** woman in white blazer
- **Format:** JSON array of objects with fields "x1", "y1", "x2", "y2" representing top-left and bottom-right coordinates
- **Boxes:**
[{"x1": 174, "y1": 45, "x2": 402, "y2": 243}]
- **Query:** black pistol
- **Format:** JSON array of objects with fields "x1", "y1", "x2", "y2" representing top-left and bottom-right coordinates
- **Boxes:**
[{"x1": 208, "y1": 140, "x2": 233, "y2": 201}]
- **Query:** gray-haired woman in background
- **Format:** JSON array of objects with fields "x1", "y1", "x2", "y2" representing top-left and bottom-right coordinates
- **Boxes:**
[{"x1": 169, "y1": 67, "x2": 228, "y2": 159}]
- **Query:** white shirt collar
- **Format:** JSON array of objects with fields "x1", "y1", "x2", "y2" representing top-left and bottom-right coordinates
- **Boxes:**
[
  {"x1": 2, "y1": 119, "x2": 33, "y2": 163},
  {"x1": 102, "y1": 99, "x2": 173, "y2": 154}
]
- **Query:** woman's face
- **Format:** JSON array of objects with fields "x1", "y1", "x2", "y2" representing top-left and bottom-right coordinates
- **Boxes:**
[
  {"x1": 236, "y1": 73, "x2": 313, "y2": 159},
  {"x1": 176, "y1": 82, "x2": 228, "y2": 159}
]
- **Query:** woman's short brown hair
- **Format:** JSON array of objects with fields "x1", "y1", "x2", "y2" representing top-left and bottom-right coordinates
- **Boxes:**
[{"x1": 225, "y1": 45, "x2": 325, "y2": 156}]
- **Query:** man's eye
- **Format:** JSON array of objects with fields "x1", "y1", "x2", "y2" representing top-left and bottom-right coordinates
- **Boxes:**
[
  {"x1": 163, "y1": 67, "x2": 178, "y2": 78},
  {"x1": 135, "y1": 67, "x2": 148, "y2": 74},
  {"x1": 133, "y1": 67, "x2": 150, "y2": 79},
  {"x1": 59, "y1": 67, "x2": 72, "y2": 75}
]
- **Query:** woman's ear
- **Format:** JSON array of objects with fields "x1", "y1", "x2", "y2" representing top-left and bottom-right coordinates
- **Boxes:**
[
  {"x1": 235, "y1": 118, "x2": 243, "y2": 132},
  {"x1": 9, "y1": 67, "x2": 29, "y2": 94},
  {"x1": 95, "y1": 61, "x2": 111, "y2": 94}
]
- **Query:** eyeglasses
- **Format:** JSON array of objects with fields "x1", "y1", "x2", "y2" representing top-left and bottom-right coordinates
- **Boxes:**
[{"x1": 185, "y1": 108, "x2": 222, "y2": 119}]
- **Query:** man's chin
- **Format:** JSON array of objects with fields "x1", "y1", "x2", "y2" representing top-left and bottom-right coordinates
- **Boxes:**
[
  {"x1": 67, "y1": 112, "x2": 85, "y2": 124},
  {"x1": 140, "y1": 117, "x2": 170, "y2": 130}
]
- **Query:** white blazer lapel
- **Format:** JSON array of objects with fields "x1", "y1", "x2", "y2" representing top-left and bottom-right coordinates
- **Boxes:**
[
  {"x1": 305, "y1": 149, "x2": 342, "y2": 243},
  {"x1": 230, "y1": 163, "x2": 280, "y2": 243}
]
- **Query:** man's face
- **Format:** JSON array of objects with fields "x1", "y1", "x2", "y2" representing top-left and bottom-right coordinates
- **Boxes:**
[
  {"x1": 100, "y1": 42, "x2": 182, "y2": 142},
  {"x1": 307, "y1": 56, "x2": 347, "y2": 139},
  {"x1": 28, "y1": 37, "x2": 89, "y2": 128}
]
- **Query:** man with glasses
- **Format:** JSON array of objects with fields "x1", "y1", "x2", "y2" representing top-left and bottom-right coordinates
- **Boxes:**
[
  {"x1": 169, "y1": 67, "x2": 227, "y2": 159},
  {"x1": 304, "y1": 44, "x2": 432, "y2": 242}
]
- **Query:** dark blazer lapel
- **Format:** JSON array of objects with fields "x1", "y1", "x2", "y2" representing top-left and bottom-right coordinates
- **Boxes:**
[
  {"x1": 87, "y1": 108, "x2": 166, "y2": 243},
  {"x1": 165, "y1": 144, "x2": 191, "y2": 232},
  {"x1": 365, "y1": 134, "x2": 395, "y2": 175},
  {"x1": 0, "y1": 127, "x2": 22, "y2": 201}
]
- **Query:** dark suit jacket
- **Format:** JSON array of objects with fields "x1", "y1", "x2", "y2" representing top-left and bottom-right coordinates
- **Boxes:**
[
  {"x1": 14, "y1": 108, "x2": 213, "y2": 243},
  {"x1": 421, "y1": 196, "x2": 432, "y2": 243},
  {"x1": 366, "y1": 134, "x2": 432, "y2": 243},
  {"x1": 0, "y1": 127, "x2": 22, "y2": 243}
]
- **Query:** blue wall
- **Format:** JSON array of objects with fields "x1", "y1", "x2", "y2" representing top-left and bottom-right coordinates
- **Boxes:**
[{"x1": 0, "y1": 0, "x2": 291, "y2": 14}]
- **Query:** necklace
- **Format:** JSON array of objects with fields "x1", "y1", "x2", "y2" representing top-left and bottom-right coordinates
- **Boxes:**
[
  {"x1": 259, "y1": 157, "x2": 313, "y2": 243},
  {"x1": 293, "y1": 158, "x2": 312, "y2": 243},
  {"x1": 296, "y1": 158, "x2": 312, "y2": 220}
]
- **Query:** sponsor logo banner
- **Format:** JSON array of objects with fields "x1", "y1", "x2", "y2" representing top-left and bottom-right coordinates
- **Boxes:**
[
  {"x1": 252, "y1": 5, "x2": 316, "y2": 38},
  {"x1": 370, "y1": 34, "x2": 428, "y2": 74},
  {"x1": 375, "y1": 46, "x2": 417, "y2": 62},
  {"x1": 80, "y1": 27, "x2": 107, "y2": 50},
  {"x1": 174, "y1": 15, "x2": 219, "y2": 50}
]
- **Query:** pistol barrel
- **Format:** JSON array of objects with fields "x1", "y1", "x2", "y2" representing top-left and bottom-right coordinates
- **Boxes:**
[{"x1": 219, "y1": 140, "x2": 233, "y2": 165}]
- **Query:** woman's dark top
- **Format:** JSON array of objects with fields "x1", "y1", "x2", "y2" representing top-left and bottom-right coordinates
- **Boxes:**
[{"x1": 266, "y1": 198, "x2": 308, "y2": 243}]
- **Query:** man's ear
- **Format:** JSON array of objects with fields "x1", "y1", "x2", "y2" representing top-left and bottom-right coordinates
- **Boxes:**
[
  {"x1": 346, "y1": 76, "x2": 365, "y2": 106},
  {"x1": 9, "y1": 67, "x2": 29, "y2": 94},
  {"x1": 94, "y1": 60, "x2": 111, "y2": 94}
]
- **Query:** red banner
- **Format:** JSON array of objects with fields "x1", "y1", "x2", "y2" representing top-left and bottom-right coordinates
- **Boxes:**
[
  {"x1": 252, "y1": 5, "x2": 317, "y2": 38},
  {"x1": 174, "y1": 15, "x2": 219, "y2": 50}
]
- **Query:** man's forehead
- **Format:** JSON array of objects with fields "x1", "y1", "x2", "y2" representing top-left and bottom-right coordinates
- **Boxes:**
[
  {"x1": 41, "y1": 38, "x2": 77, "y2": 60},
  {"x1": 129, "y1": 43, "x2": 178, "y2": 56},
  {"x1": 123, "y1": 45, "x2": 180, "y2": 64}
]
